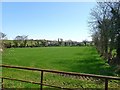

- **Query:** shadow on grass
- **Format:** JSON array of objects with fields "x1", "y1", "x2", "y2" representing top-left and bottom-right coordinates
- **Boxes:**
[
  {"x1": 52, "y1": 53, "x2": 115, "y2": 76},
  {"x1": 70, "y1": 58, "x2": 114, "y2": 76}
]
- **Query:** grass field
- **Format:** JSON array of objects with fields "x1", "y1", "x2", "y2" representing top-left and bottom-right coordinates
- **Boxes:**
[
  {"x1": 2, "y1": 46, "x2": 114, "y2": 75},
  {"x1": 2, "y1": 46, "x2": 118, "y2": 88}
]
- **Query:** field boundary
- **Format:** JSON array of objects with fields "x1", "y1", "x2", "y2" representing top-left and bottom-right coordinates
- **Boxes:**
[{"x1": 1, "y1": 64, "x2": 120, "y2": 90}]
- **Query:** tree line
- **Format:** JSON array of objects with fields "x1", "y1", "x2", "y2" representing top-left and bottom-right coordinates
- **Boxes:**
[
  {"x1": 89, "y1": 2, "x2": 120, "y2": 65},
  {"x1": 0, "y1": 32, "x2": 92, "y2": 49}
]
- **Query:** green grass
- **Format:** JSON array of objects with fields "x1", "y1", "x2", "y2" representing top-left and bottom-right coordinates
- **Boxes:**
[
  {"x1": 2, "y1": 46, "x2": 113, "y2": 75},
  {"x1": 2, "y1": 46, "x2": 119, "y2": 88}
]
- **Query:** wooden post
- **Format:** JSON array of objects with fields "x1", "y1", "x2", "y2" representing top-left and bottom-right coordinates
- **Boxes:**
[
  {"x1": 105, "y1": 79, "x2": 108, "y2": 90},
  {"x1": 1, "y1": 78, "x2": 3, "y2": 90},
  {"x1": 40, "y1": 71, "x2": 43, "y2": 90}
]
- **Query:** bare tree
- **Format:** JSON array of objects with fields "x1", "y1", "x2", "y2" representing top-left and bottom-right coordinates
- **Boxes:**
[
  {"x1": 13, "y1": 35, "x2": 28, "y2": 47},
  {"x1": 0, "y1": 32, "x2": 8, "y2": 51},
  {"x1": 0, "y1": 32, "x2": 7, "y2": 40},
  {"x1": 89, "y1": 2, "x2": 120, "y2": 64},
  {"x1": 89, "y1": 2, "x2": 110, "y2": 59}
]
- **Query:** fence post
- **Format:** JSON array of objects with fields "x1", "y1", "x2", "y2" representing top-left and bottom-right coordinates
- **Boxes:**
[
  {"x1": 1, "y1": 78, "x2": 3, "y2": 90},
  {"x1": 105, "y1": 79, "x2": 108, "y2": 90},
  {"x1": 40, "y1": 71, "x2": 43, "y2": 90}
]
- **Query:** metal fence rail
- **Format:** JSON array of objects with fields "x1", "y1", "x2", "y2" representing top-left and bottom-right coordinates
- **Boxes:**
[{"x1": 0, "y1": 64, "x2": 120, "y2": 90}]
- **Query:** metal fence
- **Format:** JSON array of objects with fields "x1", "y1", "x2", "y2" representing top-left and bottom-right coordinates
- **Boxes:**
[{"x1": 0, "y1": 64, "x2": 120, "y2": 90}]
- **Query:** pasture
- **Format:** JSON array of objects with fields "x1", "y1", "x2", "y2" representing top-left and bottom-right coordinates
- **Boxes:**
[
  {"x1": 2, "y1": 46, "x2": 113, "y2": 75},
  {"x1": 2, "y1": 46, "x2": 116, "y2": 88}
]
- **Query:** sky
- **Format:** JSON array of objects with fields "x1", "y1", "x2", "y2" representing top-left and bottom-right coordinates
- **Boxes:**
[{"x1": 2, "y1": 2, "x2": 96, "y2": 42}]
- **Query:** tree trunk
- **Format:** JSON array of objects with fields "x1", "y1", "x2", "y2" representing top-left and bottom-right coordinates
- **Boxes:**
[{"x1": 117, "y1": 34, "x2": 120, "y2": 58}]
